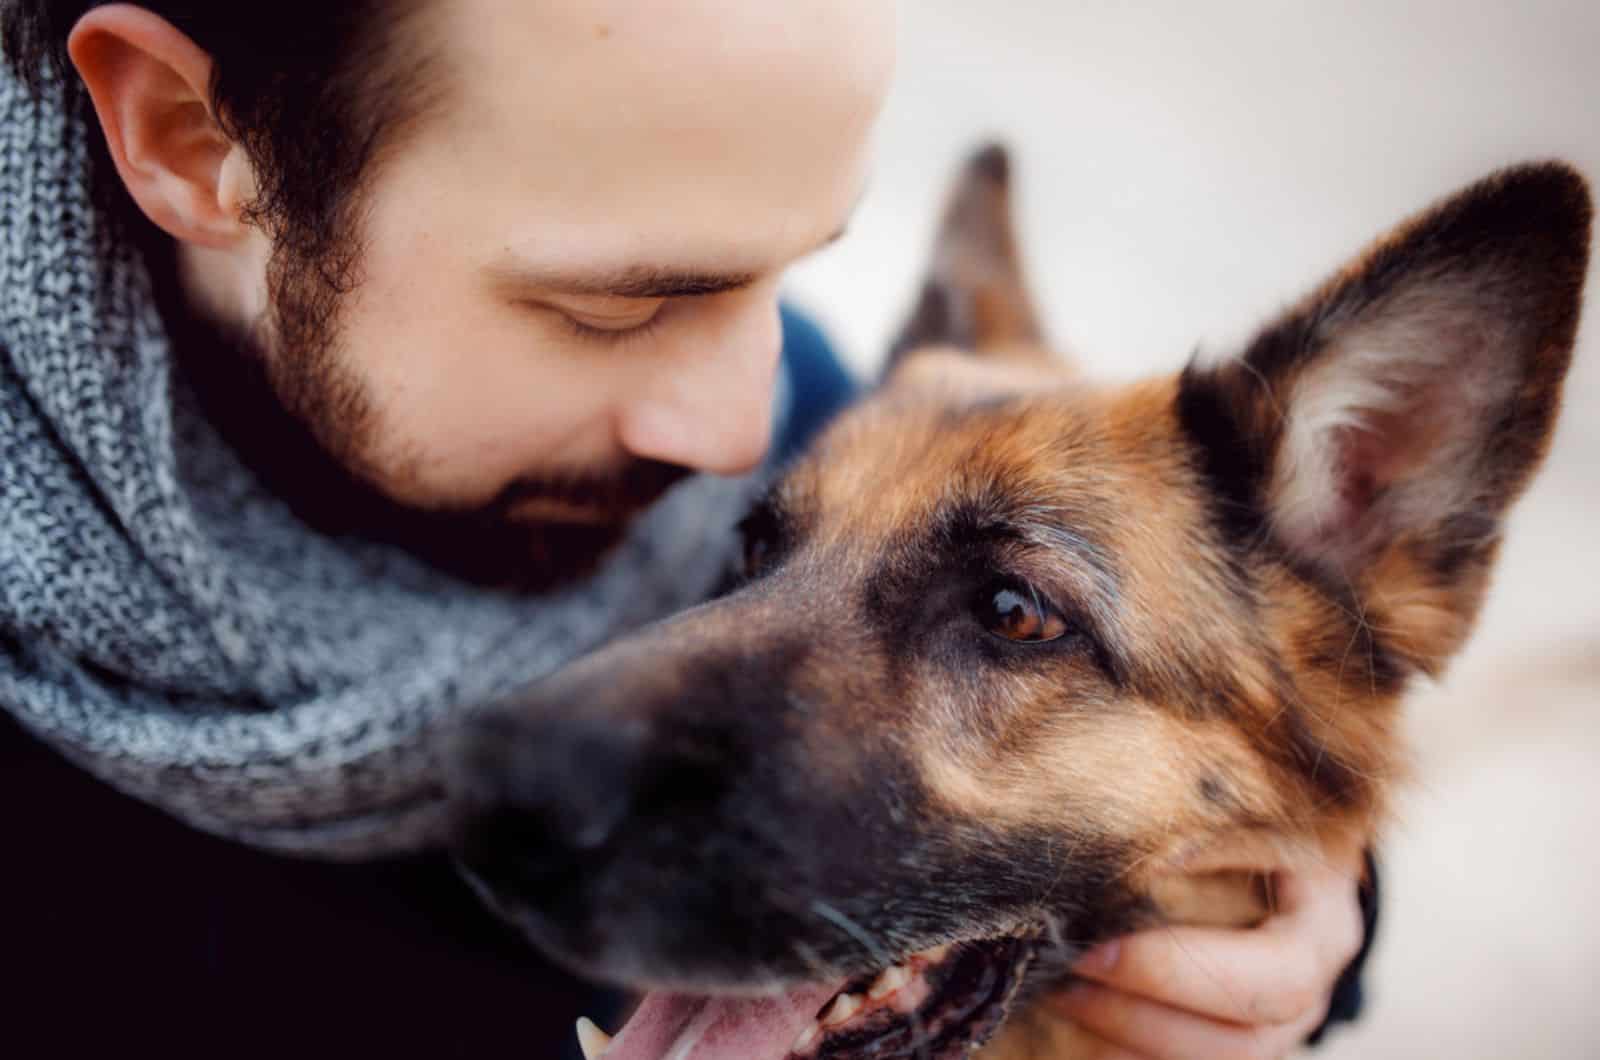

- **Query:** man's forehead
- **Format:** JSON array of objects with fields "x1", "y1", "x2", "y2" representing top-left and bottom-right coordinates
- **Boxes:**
[
  {"x1": 431, "y1": 0, "x2": 895, "y2": 141},
  {"x1": 402, "y1": 0, "x2": 891, "y2": 286}
]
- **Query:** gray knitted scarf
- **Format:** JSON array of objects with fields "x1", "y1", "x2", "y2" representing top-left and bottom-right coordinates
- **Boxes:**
[{"x1": 0, "y1": 66, "x2": 757, "y2": 859}]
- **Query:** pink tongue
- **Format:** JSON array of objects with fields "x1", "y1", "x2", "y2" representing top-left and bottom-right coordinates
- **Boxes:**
[{"x1": 604, "y1": 983, "x2": 841, "y2": 1060}]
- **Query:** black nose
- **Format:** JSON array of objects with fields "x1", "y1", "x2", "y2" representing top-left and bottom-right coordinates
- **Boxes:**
[
  {"x1": 456, "y1": 711, "x2": 650, "y2": 847},
  {"x1": 446, "y1": 708, "x2": 730, "y2": 903}
]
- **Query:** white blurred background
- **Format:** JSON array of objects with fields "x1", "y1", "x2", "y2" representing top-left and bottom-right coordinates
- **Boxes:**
[{"x1": 786, "y1": 3, "x2": 1600, "y2": 1056}]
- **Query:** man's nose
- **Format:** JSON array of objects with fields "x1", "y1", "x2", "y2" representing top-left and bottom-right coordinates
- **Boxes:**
[{"x1": 616, "y1": 293, "x2": 783, "y2": 476}]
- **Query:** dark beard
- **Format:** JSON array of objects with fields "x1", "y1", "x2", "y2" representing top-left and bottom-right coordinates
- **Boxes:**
[{"x1": 153, "y1": 241, "x2": 691, "y2": 592}]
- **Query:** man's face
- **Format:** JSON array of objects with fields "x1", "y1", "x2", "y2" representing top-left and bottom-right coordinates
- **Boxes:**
[{"x1": 229, "y1": 0, "x2": 894, "y2": 566}]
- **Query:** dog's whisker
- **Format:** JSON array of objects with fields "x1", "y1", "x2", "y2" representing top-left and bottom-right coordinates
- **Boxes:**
[{"x1": 810, "y1": 900, "x2": 892, "y2": 969}]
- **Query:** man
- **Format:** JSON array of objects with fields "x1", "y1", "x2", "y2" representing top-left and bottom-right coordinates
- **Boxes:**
[{"x1": 0, "y1": 2, "x2": 1368, "y2": 1056}]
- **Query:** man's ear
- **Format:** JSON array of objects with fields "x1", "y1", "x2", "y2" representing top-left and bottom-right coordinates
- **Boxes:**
[
  {"x1": 67, "y1": 4, "x2": 256, "y2": 248},
  {"x1": 885, "y1": 143, "x2": 1049, "y2": 373},
  {"x1": 1180, "y1": 163, "x2": 1591, "y2": 672}
]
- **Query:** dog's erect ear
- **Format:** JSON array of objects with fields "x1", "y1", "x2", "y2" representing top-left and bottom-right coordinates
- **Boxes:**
[
  {"x1": 886, "y1": 143, "x2": 1046, "y2": 370},
  {"x1": 1181, "y1": 163, "x2": 1591, "y2": 670}
]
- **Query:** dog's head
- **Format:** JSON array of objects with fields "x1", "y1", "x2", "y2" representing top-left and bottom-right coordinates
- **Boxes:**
[{"x1": 446, "y1": 149, "x2": 1589, "y2": 1060}]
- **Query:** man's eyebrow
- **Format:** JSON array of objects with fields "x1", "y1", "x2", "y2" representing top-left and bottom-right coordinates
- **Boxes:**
[{"x1": 489, "y1": 224, "x2": 850, "y2": 301}]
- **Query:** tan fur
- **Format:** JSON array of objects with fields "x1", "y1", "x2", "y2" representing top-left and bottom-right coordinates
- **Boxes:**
[{"x1": 800, "y1": 151, "x2": 1585, "y2": 1059}]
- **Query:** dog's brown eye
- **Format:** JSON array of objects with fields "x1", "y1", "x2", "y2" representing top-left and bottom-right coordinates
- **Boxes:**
[{"x1": 981, "y1": 583, "x2": 1069, "y2": 643}]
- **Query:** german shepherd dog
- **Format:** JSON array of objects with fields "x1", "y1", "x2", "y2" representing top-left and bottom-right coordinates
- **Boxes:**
[{"x1": 446, "y1": 148, "x2": 1591, "y2": 1060}]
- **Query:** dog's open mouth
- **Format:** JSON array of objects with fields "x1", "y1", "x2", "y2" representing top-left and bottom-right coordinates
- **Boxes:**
[{"x1": 581, "y1": 935, "x2": 1037, "y2": 1060}]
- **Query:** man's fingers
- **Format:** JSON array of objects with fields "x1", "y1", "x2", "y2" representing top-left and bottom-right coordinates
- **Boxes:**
[
  {"x1": 1047, "y1": 981, "x2": 1318, "y2": 1060},
  {"x1": 1070, "y1": 928, "x2": 1324, "y2": 1026},
  {"x1": 1069, "y1": 922, "x2": 1337, "y2": 1026},
  {"x1": 1068, "y1": 831, "x2": 1367, "y2": 1025},
  {"x1": 1053, "y1": 831, "x2": 1369, "y2": 1055}
]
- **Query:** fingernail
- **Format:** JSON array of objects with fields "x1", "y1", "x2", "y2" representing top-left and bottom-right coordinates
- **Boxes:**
[{"x1": 1073, "y1": 940, "x2": 1119, "y2": 975}]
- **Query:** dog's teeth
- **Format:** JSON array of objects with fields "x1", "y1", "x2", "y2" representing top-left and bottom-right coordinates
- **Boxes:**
[
  {"x1": 923, "y1": 943, "x2": 952, "y2": 962},
  {"x1": 792, "y1": 1022, "x2": 820, "y2": 1052},
  {"x1": 823, "y1": 993, "x2": 862, "y2": 1027},
  {"x1": 869, "y1": 964, "x2": 911, "y2": 999},
  {"x1": 576, "y1": 1017, "x2": 612, "y2": 1060}
]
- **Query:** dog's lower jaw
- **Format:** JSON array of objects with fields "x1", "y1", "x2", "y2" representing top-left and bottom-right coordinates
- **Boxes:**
[{"x1": 792, "y1": 935, "x2": 1039, "y2": 1060}]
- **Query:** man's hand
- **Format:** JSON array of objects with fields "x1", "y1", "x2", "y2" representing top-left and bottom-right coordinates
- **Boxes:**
[{"x1": 1044, "y1": 834, "x2": 1368, "y2": 1059}]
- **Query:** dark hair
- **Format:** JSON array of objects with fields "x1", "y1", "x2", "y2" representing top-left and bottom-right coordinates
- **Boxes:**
[{"x1": 2, "y1": 0, "x2": 437, "y2": 293}]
